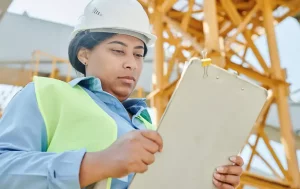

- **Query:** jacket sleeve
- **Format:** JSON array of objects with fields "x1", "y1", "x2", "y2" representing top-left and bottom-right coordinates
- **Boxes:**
[{"x1": 0, "y1": 83, "x2": 86, "y2": 189}]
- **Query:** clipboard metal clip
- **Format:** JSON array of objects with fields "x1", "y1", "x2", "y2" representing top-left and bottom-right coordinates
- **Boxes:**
[{"x1": 200, "y1": 50, "x2": 212, "y2": 78}]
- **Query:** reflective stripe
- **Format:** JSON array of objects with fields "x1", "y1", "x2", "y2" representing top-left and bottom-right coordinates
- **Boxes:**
[
  {"x1": 88, "y1": 178, "x2": 111, "y2": 189},
  {"x1": 137, "y1": 115, "x2": 156, "y2": 131}
]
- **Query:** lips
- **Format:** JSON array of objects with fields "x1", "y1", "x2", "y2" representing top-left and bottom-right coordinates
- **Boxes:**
[{"x1": 118, "y1": 76, "x2": 136, "y2": 81}]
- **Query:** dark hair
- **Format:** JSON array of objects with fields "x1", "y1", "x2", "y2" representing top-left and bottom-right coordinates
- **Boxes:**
[{"x1": 68, "y1": 31, "x2": 148, "y2": 76}]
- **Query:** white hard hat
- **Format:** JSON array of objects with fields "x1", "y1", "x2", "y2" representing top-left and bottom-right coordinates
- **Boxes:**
[{"x1": 71, "y1": 0, "x2": 157, "y2": 46}]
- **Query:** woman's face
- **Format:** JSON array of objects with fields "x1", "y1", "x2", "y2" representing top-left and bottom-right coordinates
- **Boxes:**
[{"x1": 78, "y1": 34, "x2": 145, "y2": 101}]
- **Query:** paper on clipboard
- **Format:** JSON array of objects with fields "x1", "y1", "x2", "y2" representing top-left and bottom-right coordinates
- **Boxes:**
[{"x1": 128, "y1": 58, "x2": 268, "y2": 189}]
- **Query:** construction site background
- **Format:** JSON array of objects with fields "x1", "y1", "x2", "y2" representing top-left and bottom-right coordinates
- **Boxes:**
[{"x1": 1, "y1": 0, "x2": 300, "y2": 189}]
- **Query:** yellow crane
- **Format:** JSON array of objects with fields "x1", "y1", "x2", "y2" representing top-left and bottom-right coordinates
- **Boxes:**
[{"x1": 137, "y1": 0, "x2": 300, "y2": 189}]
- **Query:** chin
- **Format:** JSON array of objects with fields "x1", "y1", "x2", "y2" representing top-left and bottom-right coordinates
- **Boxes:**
[{"x1": 114, "y1": 88, "x2": 133, "y2": 101}]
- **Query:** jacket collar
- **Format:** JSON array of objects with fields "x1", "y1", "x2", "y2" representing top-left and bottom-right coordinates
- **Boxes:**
[{"x1": 68, "y1": 76, "x2": 147, "y2": 109}]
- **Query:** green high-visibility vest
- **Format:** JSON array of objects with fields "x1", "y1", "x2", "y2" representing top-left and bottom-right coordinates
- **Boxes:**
[{"x1": 33, "y1": 76, "x2": 155, "y2": 189}]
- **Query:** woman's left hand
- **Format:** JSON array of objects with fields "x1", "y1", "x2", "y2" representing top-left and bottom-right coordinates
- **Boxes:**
[{"x1": 213, "y1": 156, "x2": 244, "y2": 189}]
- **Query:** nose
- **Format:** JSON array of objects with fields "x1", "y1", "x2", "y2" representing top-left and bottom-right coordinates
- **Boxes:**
[{"x1": 123, "y1": 54, "x2": 137, "y2": 70}]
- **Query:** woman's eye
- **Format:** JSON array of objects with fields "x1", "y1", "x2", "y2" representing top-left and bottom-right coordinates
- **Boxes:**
[
  {"x1": 135, "y1": 54, "x2": 143, "y2": 58},
  {"x1": 112, "y1": 50, "x2": 124, "y2": 54}
]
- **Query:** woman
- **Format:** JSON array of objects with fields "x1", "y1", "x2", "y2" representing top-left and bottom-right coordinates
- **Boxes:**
[{"x1": 0, "y1": 0, "x2": 244, "y2": 189}]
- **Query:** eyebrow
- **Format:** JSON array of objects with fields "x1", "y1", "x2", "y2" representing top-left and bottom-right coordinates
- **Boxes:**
[{"x1": 108, "y1": 41, "x2": 144, "y2": 49}]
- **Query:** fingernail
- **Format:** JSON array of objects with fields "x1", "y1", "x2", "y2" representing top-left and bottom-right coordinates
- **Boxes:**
[
  {"x1": 217, "y1": 167, "x2": 224, "y2": 172},
  {"x1": 214, "y1": 172, "x2": 221, "y2": 179},
  {"x1": 213, "y1": 178, "x2": 219, "y2": 185},
  {"x1": 230, "y1": 156, "x2": 236, "y2": 161}
]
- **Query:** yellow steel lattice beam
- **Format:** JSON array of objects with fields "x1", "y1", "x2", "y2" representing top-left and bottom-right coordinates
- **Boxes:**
[
  {"x1": 260, "y1": 0, "x2": 300, "y2": 186},
  {"x1": 137, "y1": 0, "x2": 300, "y2": 188}
]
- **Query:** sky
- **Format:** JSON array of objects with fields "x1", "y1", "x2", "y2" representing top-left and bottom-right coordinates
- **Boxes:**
[
  {"x1": 7, "y1": 0, "x2": 91, "y2": 26},
  {"x1": 3, "y1": 0, "x2": 300, "y2": 179}
]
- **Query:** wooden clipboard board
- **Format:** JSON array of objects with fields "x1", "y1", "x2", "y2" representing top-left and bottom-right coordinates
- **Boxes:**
[{"x1": 128, "y1": 58, "x2": 268, "y2": 189}]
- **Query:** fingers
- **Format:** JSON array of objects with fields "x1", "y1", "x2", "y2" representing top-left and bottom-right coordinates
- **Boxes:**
[
  {"x1": 216, "y1": 165, "x2": 243, "y2": 176},
  {"x1": 213, "y1": 172, "x2": 240, "y2": 187},
  {"x1": 229, "y1": 156, "x2": 244, "y2": 166},
  {"x1": 131, "y1": 160, "x2": 148, "y2": 173},
  {"x1": 140, "y1": 136, "x2": 160, "y2": 154},
  {"x1": 140, "y1": 149, "x2": 155, "y2": 165},
  {"x1": 140, "y1": 130, "x2": 163, "y2": 152},
  {"x1": 213, "y1": 157, "x2": 243, "y2": 189},
  {"x1": 213, "y1": 178, "x2": 235, "y2": 189}
]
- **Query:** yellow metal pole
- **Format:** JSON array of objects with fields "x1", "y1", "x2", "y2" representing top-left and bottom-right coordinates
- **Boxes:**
[
  {"x1": 181, "y1": 0, "x2": 194, "y2": 31},
  {"x1": 241, "y1": 171, "x2": 291, "y2": 189},
  {"x1": 152, "y1": 2, "x2": 165, "y2": 122},
  {"x1": 203, "y1": 0, "x2": 220, "y2": 52},
  {"x1": 261, "y1": 0, "x2": 300, "y2": 187},
  {"x1": 159, "y1": 0, "x2": 177, "y2": 14},
  {"x1": 203, "y1": 0, "x2": 225, "y2": 68}
]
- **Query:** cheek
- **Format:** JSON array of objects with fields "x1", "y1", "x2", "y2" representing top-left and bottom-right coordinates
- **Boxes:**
[
  {"x1": 88, "y1": 51, "x2": 117, "y2": 75},
  {"x1": 88, "y1": 52, "x2": 104, "y2": 70},
  {"x1": 136, "y1": 61, "x2": 143, "y2": 77}
]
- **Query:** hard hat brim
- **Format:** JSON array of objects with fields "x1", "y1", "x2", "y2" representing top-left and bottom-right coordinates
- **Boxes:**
[{"x1": 70, "y1": 28, "x2": 157, "y2": 47}]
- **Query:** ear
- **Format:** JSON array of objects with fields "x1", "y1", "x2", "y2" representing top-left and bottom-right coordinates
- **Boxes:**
[{"x1": 77, "y1": 48, "x2": 90, "y2": 65}]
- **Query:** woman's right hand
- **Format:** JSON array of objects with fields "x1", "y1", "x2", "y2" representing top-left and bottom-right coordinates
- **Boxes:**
[
  {"x1": 101, "y1": 130, "x2": 163, "y2": 179},
  {"x1": 79, "y1": 130, "x2": 163, "y2": 188}
]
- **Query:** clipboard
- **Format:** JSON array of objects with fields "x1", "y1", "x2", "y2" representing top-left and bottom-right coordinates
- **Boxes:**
[{"x1": 128, "y1": 58, "x2": 268, "y2": 189}]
